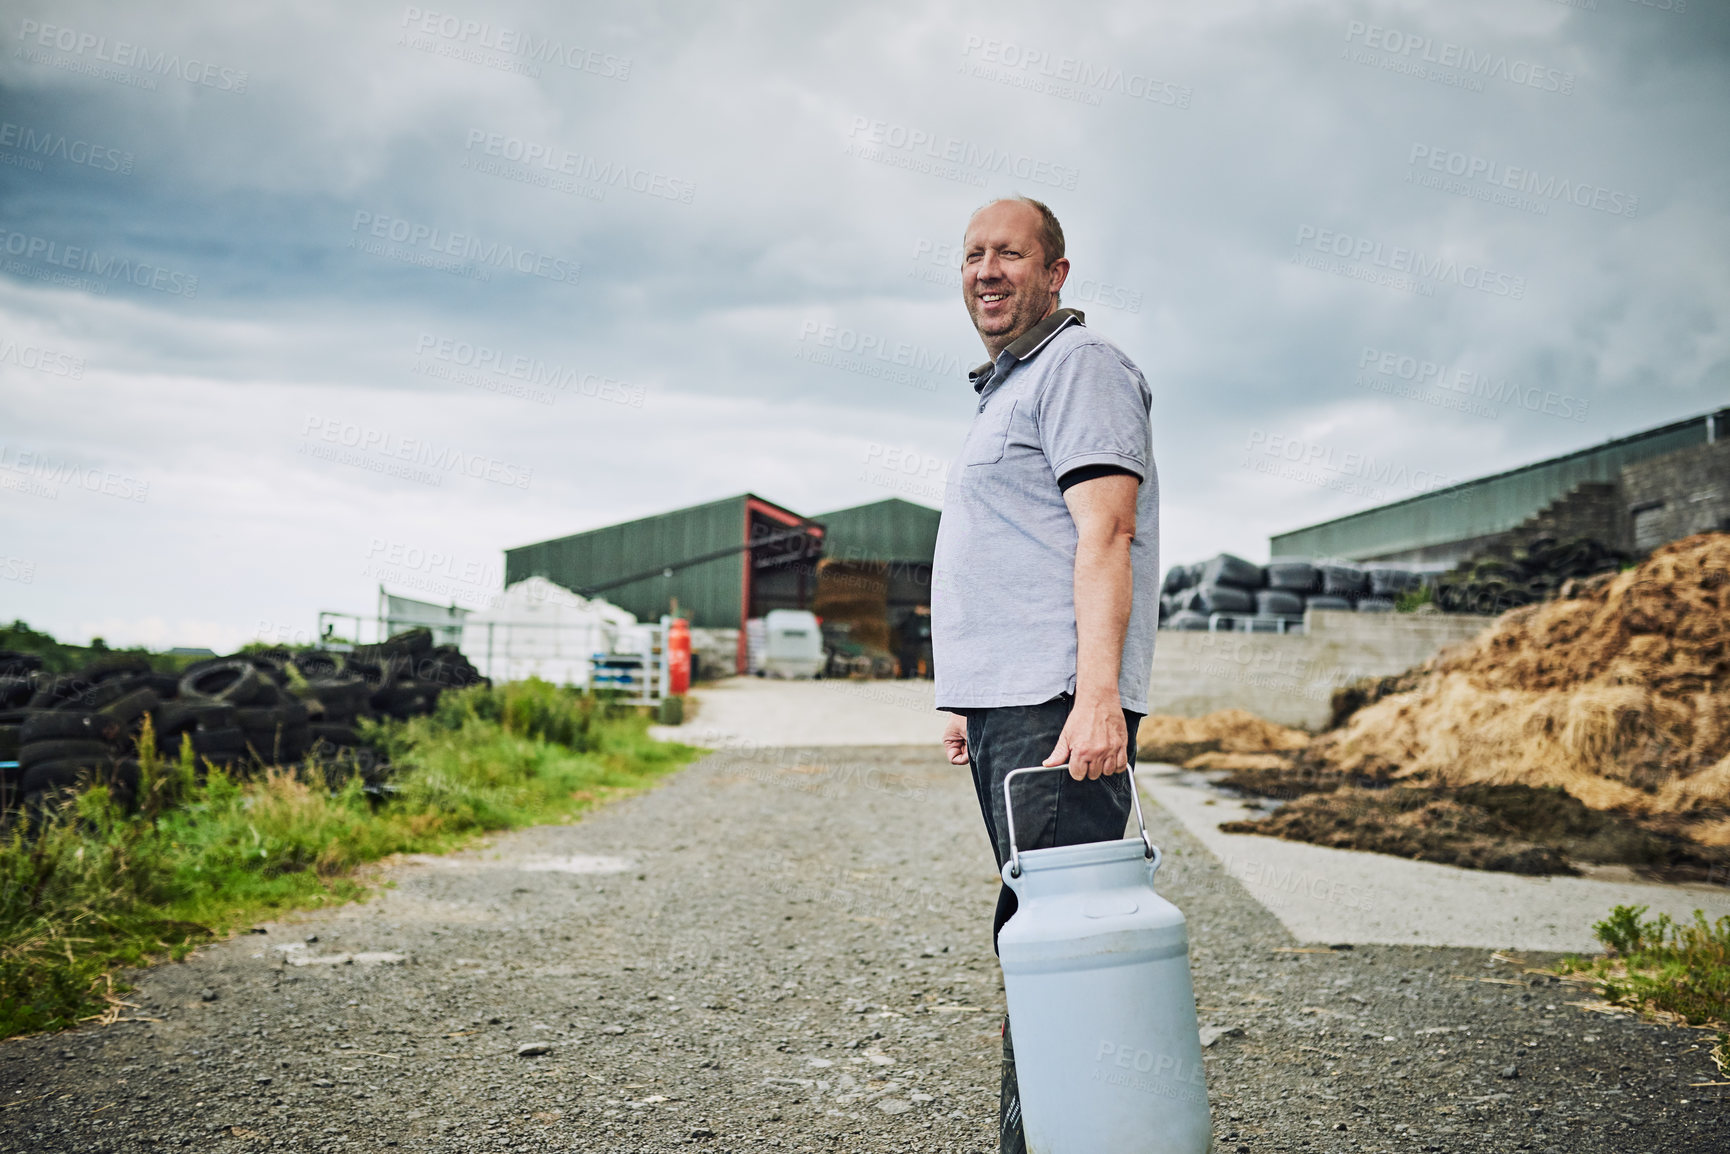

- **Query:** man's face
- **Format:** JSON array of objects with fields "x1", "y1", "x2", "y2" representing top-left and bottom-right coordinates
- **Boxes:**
[{"x1": 961, "y1": 201, "x2": 1070, "y2": 350}]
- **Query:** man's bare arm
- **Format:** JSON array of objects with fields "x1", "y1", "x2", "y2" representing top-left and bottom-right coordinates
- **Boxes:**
[{"x1": 1042, "y1": 472, "x2": 1138, "y2": 780}]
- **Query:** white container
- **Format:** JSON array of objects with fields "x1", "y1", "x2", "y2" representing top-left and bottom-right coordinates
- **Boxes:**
[
  {"x1": 997, "y1": 765, "x2": 1212, "y2": 1153},
  {"x1": 761, "y1": 608, "x2": 824, "y2": 678}
]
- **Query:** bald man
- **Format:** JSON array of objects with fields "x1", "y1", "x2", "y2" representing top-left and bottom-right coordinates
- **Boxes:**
[{"x1": 931, "y1": 197, "x2": 1159, "y2": 1153}]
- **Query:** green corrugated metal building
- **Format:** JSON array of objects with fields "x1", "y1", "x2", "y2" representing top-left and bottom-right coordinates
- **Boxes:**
[
  {"x1": 504, "y1": 494, "x2": 823, "y2": 631},
  {"x1": 1270, "y1": 409, "x2": 1726, "y2": 566},
  {"x1": 815, "y1": 498, "x2": 941, "y2": 570},
  {"x1": 505, "y1": 494, "x2": 945, "y2": 672}
]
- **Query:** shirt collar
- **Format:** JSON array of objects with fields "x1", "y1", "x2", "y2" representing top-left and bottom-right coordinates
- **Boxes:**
[{"x1": 968, "y1": 307, "x2": 1087, "y2": 391}]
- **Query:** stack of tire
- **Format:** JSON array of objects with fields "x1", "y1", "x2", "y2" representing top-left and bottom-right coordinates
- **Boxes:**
[
  {"x1": 293, "y1": 628, "x2": 486, "y2": 783},
  {"x1": 0, "y1": 628, "x2": 488, "y2": 817},
  {"x1": 0, "y1": 651, "x2": 176, "y2": 814},
  {"x1": 1433, "y1": 535, "x2": 1627, "y2": 615}
]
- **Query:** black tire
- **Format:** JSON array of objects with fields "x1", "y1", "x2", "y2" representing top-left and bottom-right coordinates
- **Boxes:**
[
  {"x1": 62, "y1": 677, "x2": 142, "y2": 713},
  {"x1": 190, "y1": 728, "x2": 247, "y2": 757},
  {"x1": 384, "y1": 627, "x2": 434, "y2": 656},
  {"x1": 298, "y1": 678, "x2": 371, "y2": 711},
  {"x1": 21, "y1": 711, "x2": 97, "y2": 743},
  {"x1": 93, "y1": 688, "x2": 160, "y2": 739},
  {"x1": 0, "y1": 651, "x2": 43, "y2": 676},
  {"x1": 141, "y1": 672, "x2": 181, "y2": 698},
  {"x1": 1357, "y1": 598, "x2": 1396, "y2": 613},
  {"x1": 0, "y1": 724, "x2": 18, "y2": 762},
  {"x1": 234, "y1": 701, "x2": 310, "y2": 731},
  {"x1": 372, "y1": 685, "x2": 436, "y2": 719},
  {"x1": 180, "y1": 661, "x2": 265, "y2": 706},
  {"x1": 240, "y1": 656, "x2": 292, "y2": 689},
  {"x1": 156, "y1": 701, "x2": 235, "y2": 735},
  {"x1": 0, "y1": 674, "x2": 33, "y2": 709},
  {"x1": 308, "y1": 723, "x2": 361, "y2": 747},
  {"x1": 293, "y1": 651, "x2": 345, "y2": 679},
  {"x1": 20, "y1": 739, "x2": 114, "y2": 771},
  {"x1": 25, "y1": 674, "x2": 77, "y2": 709},
  {"x1": 21, "y1": 759, "x2": 86, "y2": 797},
  {"x1": 1306, "y1": 595, "x2": 1355, "y2": 611}
]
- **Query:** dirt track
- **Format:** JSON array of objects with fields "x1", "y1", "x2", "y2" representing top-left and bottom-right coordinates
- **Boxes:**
[{"x1": 3, "y1": 742, "x2": 1726, "y2": 1153}]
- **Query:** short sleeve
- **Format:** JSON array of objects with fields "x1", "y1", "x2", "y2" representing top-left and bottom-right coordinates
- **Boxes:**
[{"x1": 1034, "y1": 342, "x2": 1152, "y2": 482}]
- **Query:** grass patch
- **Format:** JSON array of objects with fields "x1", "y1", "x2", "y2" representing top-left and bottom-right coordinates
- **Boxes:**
[
  {"x1": 1559, "y1": 903, "x2": 1730, "y2": 1065},
  {"x1": 0, "y1": 680, "x2": 701, "y2": 1039}
]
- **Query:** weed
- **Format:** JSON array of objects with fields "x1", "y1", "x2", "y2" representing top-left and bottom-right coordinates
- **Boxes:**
[{"x1": 1557, "y1": 903, "x2": 1730, "y2": 1029}]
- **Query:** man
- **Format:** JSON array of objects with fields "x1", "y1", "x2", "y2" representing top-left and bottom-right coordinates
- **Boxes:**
[{"x1": 931, "y1": 197, "x2": 1158, "y2": 1153}]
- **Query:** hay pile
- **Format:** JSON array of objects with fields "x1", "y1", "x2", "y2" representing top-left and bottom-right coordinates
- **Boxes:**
[
  {"x1": 1309, "y1": 533, "x2": 1730, "y2": 845},
  {"x1": 1138, "y1": 709, "x2": 1310, "y2": 771}
]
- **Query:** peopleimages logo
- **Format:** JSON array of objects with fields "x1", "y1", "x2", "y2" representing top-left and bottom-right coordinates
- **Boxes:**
[
  {"x1": 0, "y1": 444, "x2": 149, "y2": 502},
  {"x1": 1407, "y1": 144, "x2": 1638, "y2": 219},
  {"x1": 398, "y1": 6, "x2": 631, "y2": 79},
  {"x1": 1242, "y1": 429, "x2": 1465, "y2": 504},
  {"x1": 299, "y1": 416, "x2": 533, "y2": 489},
  {"x1": 0, "y1": 228, "x2": 198, "y2": 297},
  {"x1": 845, "y1": 116, "x2": 1080, "y2": 191},
  {"x1": 1343, "y1": 21, "x2": 1575, "y2": 95},
  {"x1": 16, "y1": 19, "x2": 249, "y2": 92},
  {"x1": 0, "y1": 335, "x2": 85, "y2": 379},
  {"x1": 462, "y1": 128, "x2": 695, "y2": 205},
  {"x1": 348, "y1": 212, "x2": 580, "y2": 286},
  {"x1": 795, "y1": 319, "x2": 962, "y2": 393},
  {"x1": 413, "y1": 333, "x2": 645, "y2": 407},
  {"x1": 959, "y1": 36, "x2": 1192, "y2": 109},
  {"x1": 0, "y1": 121, "x2": 134, "y2": 175},
  {"x1": 1358, "y1": 346, "x2": 1589, "y2": 422},
  {"x1": 1292, "y1": 225, "x2": 1526, "y2": 300}
]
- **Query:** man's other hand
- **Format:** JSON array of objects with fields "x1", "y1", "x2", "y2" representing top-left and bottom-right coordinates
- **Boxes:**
[
  {"x1": 1043, "y1": 694, "x2": 1128, "y2": 780},
  {"x1": 942, "y1": 713, "x2": 970, "y2": 765}
]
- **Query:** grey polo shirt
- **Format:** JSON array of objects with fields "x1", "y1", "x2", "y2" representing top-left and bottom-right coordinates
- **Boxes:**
[{"x1": 931, "y1": 308, "x2": 1159, "y2": 713}]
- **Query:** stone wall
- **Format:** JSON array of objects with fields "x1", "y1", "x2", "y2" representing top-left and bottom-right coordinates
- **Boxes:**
[{"x1": 1146, "y1": 609, "x2": 1491, "y2": 728}]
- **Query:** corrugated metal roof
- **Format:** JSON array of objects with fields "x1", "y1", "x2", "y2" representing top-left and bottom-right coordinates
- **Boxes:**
[
  {"x1": 1270, "y1": 409, "x2": 1725, "y2": 561},
  {"x1": 814, "y1": 498, "x2": 941, "y2": 563},
  {"x1": 505, "y1": 495, "x2": 761, "y2": 628}
]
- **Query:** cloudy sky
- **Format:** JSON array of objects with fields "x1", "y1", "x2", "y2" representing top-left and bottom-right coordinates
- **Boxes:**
[{"x1": 0, "y1": 0, "x2": 1725, "y2": 650}]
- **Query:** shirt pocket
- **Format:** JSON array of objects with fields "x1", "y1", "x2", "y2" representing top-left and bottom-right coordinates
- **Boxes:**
[{"x1": 961, "y1": 399, "x2": 1016, "y2": 466}]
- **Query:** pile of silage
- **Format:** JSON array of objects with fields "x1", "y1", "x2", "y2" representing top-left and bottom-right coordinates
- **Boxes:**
[
  {"x1": 1309, "y1": 533, "x2": 1730, "y2": 845},
  {"x1": 1138, "y1": 708, "x2": 1310, "y2": 772}
]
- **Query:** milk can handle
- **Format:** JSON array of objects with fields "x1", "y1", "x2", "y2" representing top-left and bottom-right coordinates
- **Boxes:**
[{"x1": 1003, "y1": 763, "x2": 1155, "y2": 879}]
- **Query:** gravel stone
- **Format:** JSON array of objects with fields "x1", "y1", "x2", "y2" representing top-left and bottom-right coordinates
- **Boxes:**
[{"x1": 1, "y1": 744, "x2": 1724, "y2": 1152}]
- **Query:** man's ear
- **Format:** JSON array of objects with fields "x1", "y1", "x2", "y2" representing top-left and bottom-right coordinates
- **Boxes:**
[{"x1": 1047, "y1": 257, "x2": 1071, "y2": 297}]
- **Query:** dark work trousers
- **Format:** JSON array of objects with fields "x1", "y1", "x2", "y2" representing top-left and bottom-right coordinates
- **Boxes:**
[{"x1": 961, "y1": 694, "x2": 1142, "y2": 1154}]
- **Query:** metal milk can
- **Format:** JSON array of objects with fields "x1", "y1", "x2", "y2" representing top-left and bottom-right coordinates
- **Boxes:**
[{"x1": 997, "y1": 764, "x2": 1212, "y2": 1153}]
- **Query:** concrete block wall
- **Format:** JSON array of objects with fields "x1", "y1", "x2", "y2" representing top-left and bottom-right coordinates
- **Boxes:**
[
  {"x1": 1146, "y1": 609, "x2": 1491, "y2": 729},
  {"x1": 1620, "y1": 439, "x2": 1730, "y2": 552}
]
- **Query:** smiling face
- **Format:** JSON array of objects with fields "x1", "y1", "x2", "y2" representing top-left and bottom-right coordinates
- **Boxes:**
[{"x1": 961, "y1": 200, "x2": 1070, "y2": 359}]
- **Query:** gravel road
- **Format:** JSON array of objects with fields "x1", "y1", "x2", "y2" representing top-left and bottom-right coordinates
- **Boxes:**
[{"x1": 4, "y1": 742, "x2": 1726, "y2": 1153}]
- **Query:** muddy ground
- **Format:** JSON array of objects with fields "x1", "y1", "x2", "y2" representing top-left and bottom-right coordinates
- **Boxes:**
[{"x1": 3, "y1": 744, "x2": 1726, "y2": 1153}]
